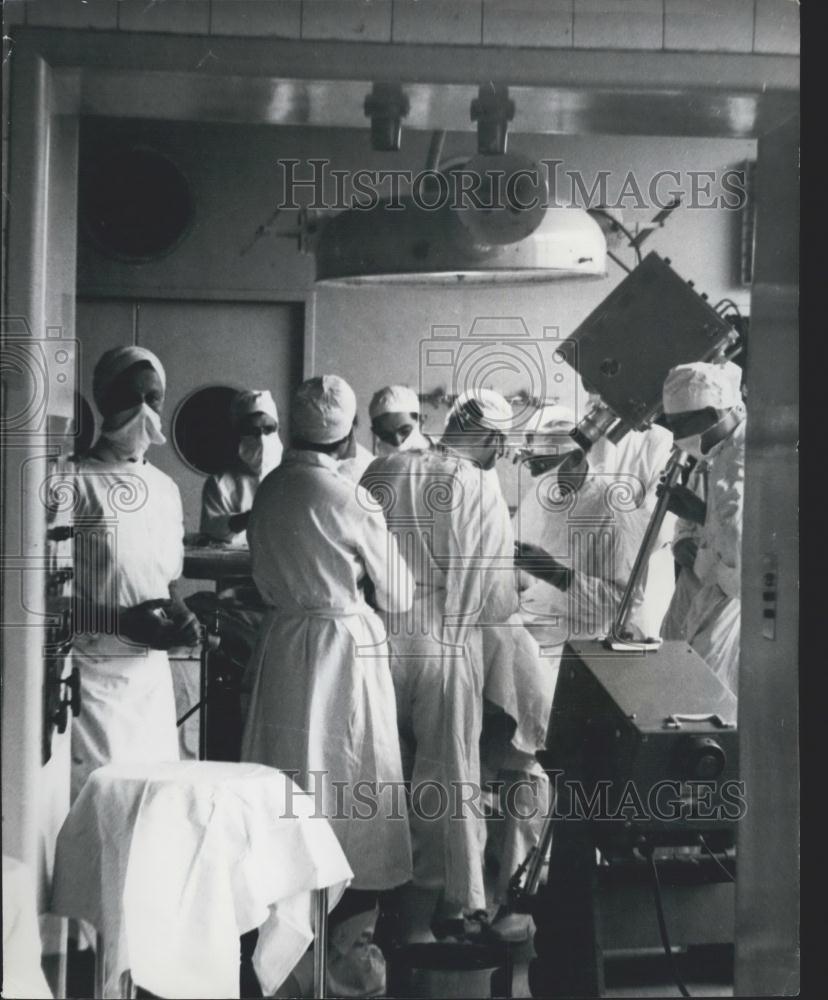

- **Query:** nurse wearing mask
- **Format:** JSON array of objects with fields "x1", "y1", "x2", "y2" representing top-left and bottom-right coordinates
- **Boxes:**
[
  {"x1": 368, "y1": 385, "x2": 432, "y2": 456},
  {"x1": 659, "y1": 361, "x2": 746, "y2": 695},
  {"x1": 48, "y1": 346, "x2": 200, "y2": 799},
  {"x1": 200, "y1": 389, "x2": 282, "y2": 546}
]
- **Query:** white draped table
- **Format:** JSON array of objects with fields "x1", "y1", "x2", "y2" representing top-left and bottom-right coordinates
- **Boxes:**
[
  {"x1": 2, "y1": 855, "x2": 54, "y2": 999},
  {"x1": 51, "y1": 761, "x2": 353, "y2": 998}
]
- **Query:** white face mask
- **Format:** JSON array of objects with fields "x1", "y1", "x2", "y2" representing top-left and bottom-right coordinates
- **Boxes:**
[
  {"x1": 102, "y1": 403, "x2": 165, "y2": 460},
  {"x1": 674, "y1": 434, "x2": 704, "y2": 460},
  {"x1": 674, "y1": 407, "x2": 740, "y2": 461},
  {"x1": 374, "y1": 426, "x2": 430, "y2": 457},
  {"x1": 239, "y1": 432, "x2": 283, "y2": 476}
]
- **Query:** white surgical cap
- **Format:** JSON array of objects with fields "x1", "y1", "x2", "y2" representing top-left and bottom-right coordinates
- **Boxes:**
[
  {"x1": 92, "y1": 346, "x2": 166, "y2": 412},
  {"x1": 448, "y1": 388, "x2": 513, "y2": 431},
  {"x1": 230, "y1": 389, "x2": 279, "y2": 426},
  {"x1": 529, "y1": 404, "x2": 576, "y2": 433},
  {"x1": 663, "y1": 361, "x2": 743, "y2": 414},
  {"x1": 369, "y1": 385, "x2": 420, "y2": 420},
  {"x1": 292, "y1": 375, "x2": 357, "y2": 444}
]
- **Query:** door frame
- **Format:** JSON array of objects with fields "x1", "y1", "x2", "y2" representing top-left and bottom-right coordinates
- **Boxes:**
[{"x1": 2, "y1": 27, "x2": 799, "y2": 996}]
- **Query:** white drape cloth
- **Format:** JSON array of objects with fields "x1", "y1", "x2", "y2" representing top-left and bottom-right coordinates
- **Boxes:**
[
  {"x1": 51, "y1": 762, "x2": 353, "y2": 999},
  {"x1": 2, "y1": 856, "x2": 53, "y2": 999}
]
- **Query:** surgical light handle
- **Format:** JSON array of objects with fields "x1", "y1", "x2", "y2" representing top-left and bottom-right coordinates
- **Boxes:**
[{"x1": 611, "y1": 447, "x2": 687, "y2": 640}]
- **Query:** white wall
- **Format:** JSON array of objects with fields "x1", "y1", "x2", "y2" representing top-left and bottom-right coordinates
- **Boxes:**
[{"x1": 77, "y1": 119, "x2": 755, "y2": 506}]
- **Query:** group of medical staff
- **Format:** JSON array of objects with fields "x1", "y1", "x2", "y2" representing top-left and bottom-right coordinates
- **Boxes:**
[{"x1": 50, "y1": 342, "x2": 746, "y2": 991}]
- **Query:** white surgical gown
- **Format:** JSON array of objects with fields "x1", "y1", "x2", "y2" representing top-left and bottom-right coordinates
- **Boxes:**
[
  {"x1": 683, "y1": 419, "x2": 745, "y2": 695},
  {"x1": 241, "y1": 450, "x2": 414, "y2": 891},
  {"x1": 590, "y1": 425, "x2": 677, "y2": 636},
  {"x1": 338, "y1": 440, "x2": 376, "y2": 484},
  {"x1": 513, "y1": 443, "x2": 654, "y2": 740},
  {"x1": 361, "y1": 449, "x2": 518, "y2": 913},
  {"x1": 485, "y1": 432, "x2": 673, "y2": 904},
  {"x1": 661, "y1": 461, "x2": 706, "y2": 640},
  {"x1": 200, "y1": 467, "x2": 261, "y2": 546},
  {"x1": 49, "y1": 453, "x2": 184, "y2": 801}
]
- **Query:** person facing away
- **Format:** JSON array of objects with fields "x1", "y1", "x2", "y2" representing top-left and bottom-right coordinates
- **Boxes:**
[
  {"x1": 659, "y1": 361, "x2": 746, "y2": 695},
  {"x1": 200, "y1": 389, "x2": 283, "y2": 546},
  {"x1": 361, "y1": 387, "x2": 518, "y2": 943},
  {"x1": 47, "y1": 346, "x2": 200, "y2": 801},
  {"x1": 241, "y1": 374, "x2": 414, "y2": 911}
]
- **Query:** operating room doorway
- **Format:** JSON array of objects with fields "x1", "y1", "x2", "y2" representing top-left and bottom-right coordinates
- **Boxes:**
[
  {"x1": 2, "y1": 30, "x2": 798, "y2": 998},
  {"x1": 74, "y1": 297, "x2": 305, "y2": 547}
]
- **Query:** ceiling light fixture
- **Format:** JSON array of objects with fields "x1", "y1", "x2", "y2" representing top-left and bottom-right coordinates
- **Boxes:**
[
  {"x1": 313, "y1": 151, "x2": 606, "y2": 285},
  {"x1": 312, "y1": 84, "x2": 608, "y2": 285},
  {"x1": 470, "y1": 83, "x2": 515, "y2": 155}
]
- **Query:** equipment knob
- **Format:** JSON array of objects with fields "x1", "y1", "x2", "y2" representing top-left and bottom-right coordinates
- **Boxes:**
[{"x1": 676, "y1": 735, "x2": 726, "y2": 780}]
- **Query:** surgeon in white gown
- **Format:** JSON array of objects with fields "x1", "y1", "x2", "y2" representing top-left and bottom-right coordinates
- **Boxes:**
[
  {"x1": 485, "y1": 411, "x2": 656, "y2": 917},
  {"x1": 659, "y1": 362, "x2": 746, "y2": 695},
  {"x1": 362, "y1": 389, "x2": 518, "y2": 942},
  {"x1": 48, "y1": 346, "x2": 200, "y2": 801},
  {"x1": 242, "y1": 375, "x2": 414, "y2": 908}
]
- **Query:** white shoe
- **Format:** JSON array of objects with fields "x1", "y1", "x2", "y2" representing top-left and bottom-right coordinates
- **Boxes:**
[{"x1": 327, "y1": 939, "x2": 387, "y2": 998}]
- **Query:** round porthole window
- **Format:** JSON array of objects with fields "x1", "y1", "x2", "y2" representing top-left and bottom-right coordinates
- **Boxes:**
[
  {"x1": 72, "y1": 392, "x2": 96, "y2": 457},
  {"x1": 80, "y1": 144, "x2": 193, "y2": 261},
  {"x1": 173, "y1": 386, "x2": 240, "y2": 476}
]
